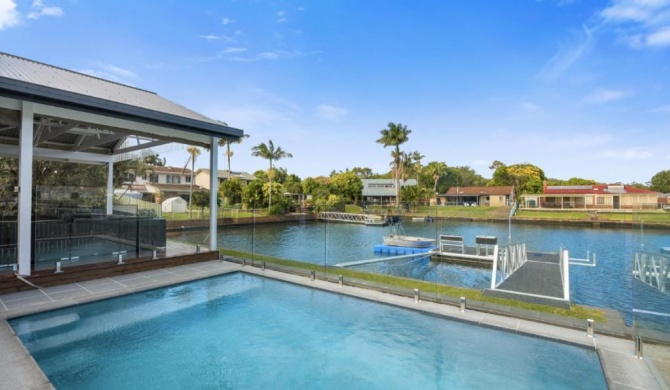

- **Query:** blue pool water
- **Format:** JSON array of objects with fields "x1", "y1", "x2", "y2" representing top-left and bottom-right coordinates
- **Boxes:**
[
  {"x1": 172, "y1": 220, "x2": 670, "y2": 325},
  {"x1": 10, "y1": 273, "x2": 606, "y2": 389}
]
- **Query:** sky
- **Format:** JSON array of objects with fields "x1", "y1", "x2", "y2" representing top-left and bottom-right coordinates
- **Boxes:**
[{"x1": 1, "y1": 0, "x2": 670, "y2": 184}]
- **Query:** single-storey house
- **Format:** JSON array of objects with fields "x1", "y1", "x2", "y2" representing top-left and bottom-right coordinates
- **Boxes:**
[
  {"x1": 361, "y1": 179, "x2": 417, "y2": 204},
  {"x1": 195, "y1": 169, "x2": 256, "y2": 190},
  {"x1": 521, "y1": 183, "x2": 661, "y2": 210},
  {"x1": 433, "y1": 186, "x2": 515, "y2": 207}
]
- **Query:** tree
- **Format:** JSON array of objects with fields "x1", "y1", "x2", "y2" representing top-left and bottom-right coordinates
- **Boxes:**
[
  {"x1": 409, "y1": 151, "x2": 424, "y2": 184},
  {"x1": 250, "y1": 140, "x2": 292, "y2": 210},
  {"x1": 330, "y1": 171, "x2": 363, "y2": 203},
  {"x1": 219, "y1": 133, "x2": 250, "y2": 179},
  {"x1": 650, "y1": 170, "x2": 670, "y2": 193},
  {"x1": 219, "y1": 177, "x2": 243, "y2": 205},
  {"x1": 242, "y1": 180, "x2": 266, "y2": 209},
  {"x1": 183, "y1": 146, "x2": 201, "y2": 218},
  {"x1": 143, "y1": 154, "x2": 166, "y2": 167},
  {"x1": 376, "y1": 122, "x2": 412, "y2": 207},
  {"x1": 489, "y1": 161, "x2": 546, "y2": 198},
  {"x1": 425, "y1": 161, "x2": 448, "y2": 194},
  {"x1": 192, "y1": 190, "x2": 219, "y2": 213}
]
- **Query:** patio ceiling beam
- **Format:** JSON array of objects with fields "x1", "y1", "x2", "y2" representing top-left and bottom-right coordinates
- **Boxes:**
[
  {"x1": 36, "y1": 121, "x2": 81, "y2": 144},
  {"x1": 113, "y1": 139, "x2": 169, "y2": 155},
  {"x1": 70, "y1": 132, "x2": 127, "y2": 152},
  {"x1": 0, "y1": 144, "x2": 113, "y2": 164}
]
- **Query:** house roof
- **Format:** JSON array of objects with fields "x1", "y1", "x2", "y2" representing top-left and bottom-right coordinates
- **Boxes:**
[
  {"x1": 146, "y1": 183, "x2": 200, "y2": 192},
  {"x1": 0, "y1": 52, "x2": 243, "y2": 158},
  {"x1": 543, "y1": 184, "x2": 659, "y2": 195},
  {"x1": 197, "y1": 169, "x2": 256, "y2": 181},
  {"x1": 148, "y1": 166, "x2": 192, "y2": 175},
  {"x1": 445, "y1": 186, "x2": 514, "y2": 196}
]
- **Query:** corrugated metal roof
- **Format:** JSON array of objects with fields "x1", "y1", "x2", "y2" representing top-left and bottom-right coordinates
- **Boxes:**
[
  {"x1": 445, "y1": 186, "x2": 514, "y2": 196},
  {"x1": 0, "y1": 52, "x2": 242, "y2": 138}
]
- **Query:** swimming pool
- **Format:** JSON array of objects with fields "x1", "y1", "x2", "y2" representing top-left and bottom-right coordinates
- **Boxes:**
[{"x1": 10, "y1": 273, "x2": 607, "y2": 389}]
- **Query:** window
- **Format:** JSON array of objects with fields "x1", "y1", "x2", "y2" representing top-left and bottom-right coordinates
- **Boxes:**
[
  {"x1": 185, "y1": 176, "x2": 191, "y2": 183},
  {"x1": 597, "y1": 197, "x2": 605, "y2": 205}
]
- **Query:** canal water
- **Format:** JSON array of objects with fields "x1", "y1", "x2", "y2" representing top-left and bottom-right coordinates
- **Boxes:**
[{"x1": 171, "y1": 219, "x2": 669, "y2": 327}]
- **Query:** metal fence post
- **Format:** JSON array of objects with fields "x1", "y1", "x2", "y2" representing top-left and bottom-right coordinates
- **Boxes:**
[
  {"x1": 460, "y1": 297, "x2": 466, "y2": 312},
  {"x1": 586, "y1": 319, "x2": 594, "y2": 337}
]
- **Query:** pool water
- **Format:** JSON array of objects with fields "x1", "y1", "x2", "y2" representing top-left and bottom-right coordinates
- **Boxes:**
[{"x1": 11, "y1": 273, "x2": 607, "y2": 389}]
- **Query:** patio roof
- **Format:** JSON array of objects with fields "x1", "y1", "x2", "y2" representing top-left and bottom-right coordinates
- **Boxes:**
[{"x1": 0, "y1": 52, "x2": 243, "y2": 158}]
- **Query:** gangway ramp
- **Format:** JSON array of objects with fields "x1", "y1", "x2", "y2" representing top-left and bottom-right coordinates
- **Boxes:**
[
  {"x1": 484, "y1": 244, "x2": 570, "y2": 309},
  {"x1": 317, "y1": 211, "x2": 387, "y2": 226}
]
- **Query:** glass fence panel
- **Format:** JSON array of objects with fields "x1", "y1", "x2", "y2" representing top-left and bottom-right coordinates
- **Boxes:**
[
  {"x1": 0, "y1": 219, "x2": 17, "y2": 274},
  {"x1": 31, "y1": 215, "x2": 164, "y2": 272},
  {"x1": 632, "y1": 204, "x2": 670, "y2": 349}
]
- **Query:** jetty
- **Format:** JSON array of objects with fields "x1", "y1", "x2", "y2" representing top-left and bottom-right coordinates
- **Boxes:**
[
  {"x1": 317, "y1": 211, "x2": 388, "y2": 226},
  {"x1": 428, "y1": 235, "x2": 498, "y2": 268},
  {"x1": 483, "y1": 243, "x2": 571, "y2": 309}
]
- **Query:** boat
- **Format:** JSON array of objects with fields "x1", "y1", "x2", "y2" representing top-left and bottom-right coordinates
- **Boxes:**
[
  {"x1": 383, "y1": 222, "x2": 436, "y2": 248},
  {"x1": 411, "y1": 216, "x2": 434, "y2": 222}
]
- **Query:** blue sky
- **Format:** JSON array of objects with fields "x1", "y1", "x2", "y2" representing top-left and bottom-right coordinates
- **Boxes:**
[{"x1": 1, "y1": 0, "x2": 669, "y2": 184}]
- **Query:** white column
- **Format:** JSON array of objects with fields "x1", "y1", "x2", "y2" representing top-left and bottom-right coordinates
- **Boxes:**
[
  {"x1": 209, "y1": 137, "x2": 218, "y2": 251},
  {"x1": 17, "y1": 102, "x2": 34, "y2": 276},
  {"x1": 106, "y1": 160, "x2": 114, "y2": 215},
  {"x1": 563, "y1": 249, "x2": 570, "y2": 301}
]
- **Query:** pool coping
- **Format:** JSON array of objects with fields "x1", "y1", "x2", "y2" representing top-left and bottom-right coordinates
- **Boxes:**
[{"x1": 0, "y1": 260, "x2": 666, "y2": 390}]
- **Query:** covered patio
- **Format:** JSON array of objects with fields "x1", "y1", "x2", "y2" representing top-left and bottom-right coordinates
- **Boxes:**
[{"x1": 0, "y1": 52, "x2": 243, "y2": 278}]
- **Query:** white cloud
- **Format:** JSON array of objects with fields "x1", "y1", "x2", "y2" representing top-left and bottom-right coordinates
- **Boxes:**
[
  {"x1": 27, "y1": 0, "x2": 62, "y2": 20},
  {"x1": 599, "y1": 0, "x2": 670, "y2": 48},
  {"x1": 646, "y1": 26, "x2": 670, "y2": 46},
  {"x1": 0, "y1": 0, "x2": 20, "y2": 30},
  {"x1": 537, "y1": 25, "x2": 594, "y2": 80},
  {"x1": 221, "y1": 17, "x2": 234, "y2": 25},
  {"x1": 78, "y1": 62, "x2": 137, "y2": 84},
  {"x1": 224, "y1": 47, "x2": 247, "y2": 53},
  {"x1": 200, "y1": 34, "x2": 234, "y2": 42},
  {"x1": 584, "y1": 89, "x2": 628, "y2": 103},
  {"x1": 315, "y1": 104, "x2": 348, "y2": 120},
  {"x1": 230, "y1": 50, "x2": 300, "y2": 62},
  {"x1": 602, "y1": 149, "x2": 653, "y2": 160},
  {"x1": 277, "y1": 10, "x2": 287, "y2": 23}
]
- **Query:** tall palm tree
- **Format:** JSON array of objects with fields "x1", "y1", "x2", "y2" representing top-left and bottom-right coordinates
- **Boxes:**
[
  {"x1": 184, "y1": 146, "x2": 201, "y2": 218},
  {"x1": 376, "y1": 122, "x2": 411, "y2": 207},
  {"x1": 251, "y1": 140, "x2": 292, "y2": 209},
  {"x1": 426, "y1": 161, "x2": 448, "y2": 194},
  {"x1": 219, "y1": 133, "x2": 250, "y2": 179},
  {"x1": 410, "y1": 151, "x2": 424, "y2": 184}
]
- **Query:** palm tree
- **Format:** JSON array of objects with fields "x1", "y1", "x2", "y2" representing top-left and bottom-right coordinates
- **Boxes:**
[
  {"x1": 219, "y1": 134, "x2": 250, "y2": 179},
  {"x1": 376, "y1": 122, "x2": 411, "y2": 207},
  {"x1": 426, "y1": 161, "x2": 448, "y2": 194},
  {"x1": 251, "y1": 140, "x2": 292, "y2": 209},
  {"x1": 410, "y1": 151, "x2": 424, "y2": 184},
  {"x1": 184, "y1": 146, "x2": 201, "y2": 218}
]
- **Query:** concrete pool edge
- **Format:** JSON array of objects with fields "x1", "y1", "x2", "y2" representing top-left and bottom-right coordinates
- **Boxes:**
[{"x1": 0, "y1": 261, "x2": 666, "y2": 390}]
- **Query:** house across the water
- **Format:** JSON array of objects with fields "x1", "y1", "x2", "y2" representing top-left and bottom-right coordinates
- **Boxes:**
[
  {"x1": 433, "y1": 186, "x2": 514, "y2": 207},
  {"x1": 521, "y1": 182, "x2": 661, "y2": 210}
]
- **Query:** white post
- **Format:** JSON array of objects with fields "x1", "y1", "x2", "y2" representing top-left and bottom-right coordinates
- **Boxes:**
[
  {"x1": 490, "y1": 245, "x2": 499, "y2": 289},
  {"x1": 106, "y1": 159, "x2": 114, "y2": 215},
  {"x1": 209, "y1": 137, "x2": 218, "y2": 251},
  {"x1": 563, "y1": 249, "x2": 570, "y2": 301},
  {"x1": 17, "y1": 102, "x2": 34, "y2": 276}
]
